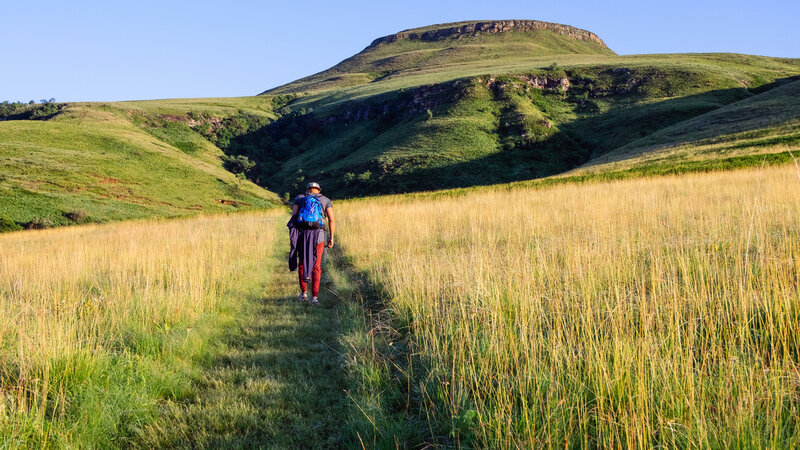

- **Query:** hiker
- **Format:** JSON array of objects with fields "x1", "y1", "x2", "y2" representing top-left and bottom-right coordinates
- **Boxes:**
[{"x1": 287, "y1": 182, "x2": 334, "y2": 305}]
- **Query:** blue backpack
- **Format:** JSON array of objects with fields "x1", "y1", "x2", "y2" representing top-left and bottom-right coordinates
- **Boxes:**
[{"x1": 296, "y1": 195, "x2": 324, "y2": 229}]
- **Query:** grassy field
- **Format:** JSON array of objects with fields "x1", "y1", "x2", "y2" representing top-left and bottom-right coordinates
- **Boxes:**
[
  {"x1": 0, "y1": 212, "x2": 282, "y2": 447},
  {"x1": 132, "y1": 216, "x2": 363, "y2": 448},
  {"x1": 3, "y1": 156, "x2": 800, "y2": 448},
  {"x1": 335, "y1": 163, "x2": 800, "y2": 447},
  {"x1": 0, "y1": 209, "x2": 387, "y2": 448}
]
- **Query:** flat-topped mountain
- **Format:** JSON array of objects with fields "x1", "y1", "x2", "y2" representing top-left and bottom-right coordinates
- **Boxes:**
[
  {"x1": 265, "y1": 20, "x2": 614, "y2": 94},
  {"x1": 367, "y1": 20, "x2": 608, "y2": 47}
]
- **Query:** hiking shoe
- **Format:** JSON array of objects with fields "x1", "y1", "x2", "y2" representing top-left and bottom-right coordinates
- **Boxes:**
[
  {"x1": 310, "y1": 297, "x2": 320, "y2": 306},
  {"x1": 299, "y1": 293, "x2": 308, "y2": 302}
]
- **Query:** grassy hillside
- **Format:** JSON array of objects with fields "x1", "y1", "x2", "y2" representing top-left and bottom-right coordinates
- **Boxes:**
[
  {"x1": 571, "y1": 77, "x2": 800, "y2": 174},
  {"x1": 266, "y1": 20, "x2": 614, "y2": 94},
  {"x1": 228, "y1": 21, "x2": 800, "y2": 196},
  {"x1": 0, "y1": 98, "x2": 282, "y2": 230},
  {"x1": 243, "y1": 42, "x2": 800, "y2": 195}
]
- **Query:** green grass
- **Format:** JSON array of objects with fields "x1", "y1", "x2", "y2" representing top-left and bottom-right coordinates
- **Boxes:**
[
  {"x1": 278, "y1": 53, "x2": 800, "y2": 113},
  {"x1": 0, "y1": 212, "x2": 375, "y2": 448},
  {"x1": 3, "y1": 20, "x2": 799, "y2": 222},
  {"x1": 252, "y1": 57, "x2": 799, "y2": 196},
  {"x1": 0, "y1": 213, "x2": 283, "y2": 448},
  {"x1": 103, "y1": 96, "x2": 278, "y2": 117},
  {"x1": 332, "y1": 164, "x2": 800, "y2": 447},
  {"x1": 328, "y1": 248, "x2": 436, "y2": 448},
  {"x1": 265, "y1": 21, "x2": 614, "y2": 95},
  {"x1": 132, "y1": 219, "x2": 359, "y2": 448},
  {"x1": 576, "y1": 78, "x2": 800, "y2": 173},
  {"x1": 0, "y1": 102, "x2": 280, "y2": 228}
]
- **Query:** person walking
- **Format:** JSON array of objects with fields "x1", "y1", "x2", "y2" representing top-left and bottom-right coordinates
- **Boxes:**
[{"x1": 288, "y1": 182, "x2": 334, "y2": 305}]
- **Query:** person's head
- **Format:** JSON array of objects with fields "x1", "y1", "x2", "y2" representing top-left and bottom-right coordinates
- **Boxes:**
[{"x1": 306, "y1": 181, "x2": 321, "y2": 194}]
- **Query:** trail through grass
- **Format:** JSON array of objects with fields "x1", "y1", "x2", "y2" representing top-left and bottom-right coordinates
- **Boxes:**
[
  {"x1": 135, "y1": 217, "x2": 352, "y2": 448},
  {"x1": 0, "y1": 212, "x2": 357, "y2": 448}
]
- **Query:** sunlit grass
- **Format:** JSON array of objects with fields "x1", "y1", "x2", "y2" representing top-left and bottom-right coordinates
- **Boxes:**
[
  {"x1": 337, "y1": 164, "x2": 800, "y2": 447},
  {"x1": 0, "y1": 211, "x2": 280, "y2": 447},
  {"x1": 0, "y1": 102, "x2": 280, "y2": 227}
]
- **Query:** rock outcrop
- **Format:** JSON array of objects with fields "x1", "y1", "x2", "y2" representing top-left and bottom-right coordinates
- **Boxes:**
[
  {"x1": 368, "y1": 20, "x2": 608, "y2": 49},
  {"x1": 519, "y1": 75, "x2": 571, "y2": 91}
]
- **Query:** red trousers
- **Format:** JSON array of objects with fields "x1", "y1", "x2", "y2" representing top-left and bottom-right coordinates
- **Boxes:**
[{"x1": 299, "y1": 241, "x2": 325, "y2": 297}]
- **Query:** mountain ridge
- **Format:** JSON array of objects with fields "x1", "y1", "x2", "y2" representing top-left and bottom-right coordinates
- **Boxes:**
[
  {"x1": 263, "y1": 19, "x2": 615, "y2": 95},
  {"x1": 367, "y1": 20, "x2": 609, "y2": 48}
]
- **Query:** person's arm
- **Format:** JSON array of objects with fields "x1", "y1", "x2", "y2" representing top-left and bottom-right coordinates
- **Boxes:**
[
  {"x1": 325, "y1": 207, "x2": 335, "y2": 248},
  {"x1": 291, "y1": 204, "x2": 299, "y2": 215}
]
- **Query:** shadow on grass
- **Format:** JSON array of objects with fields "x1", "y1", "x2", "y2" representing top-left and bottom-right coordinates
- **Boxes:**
[
  {"x1": 136, "y1": 246, "x2": 353, "y2": 449},
  {"x1": 327, "y1": 245, "x2": 446, "y2": 449}
]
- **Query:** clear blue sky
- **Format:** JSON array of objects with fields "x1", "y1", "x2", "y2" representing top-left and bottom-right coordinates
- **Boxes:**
[{"x1": 2, "y1": 0, "x2": 798, "y2": 102}]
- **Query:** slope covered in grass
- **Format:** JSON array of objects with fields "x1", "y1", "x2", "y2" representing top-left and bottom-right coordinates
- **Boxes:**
[
  {"x1": 265, "y1": 20, "x2": 614, "y2": 94},
  {"x1": 236, "y1": 21, "x2": 800, "y2": 195},
  {"x1": 243, "y1": 46, "x2": 800, "y2": 195},
  {"x1": 573, "y1": 77, "x2": 800, "y2": 173},
  {"x1": 0, "y1": 99, "x2": 281, "y2": 229}
]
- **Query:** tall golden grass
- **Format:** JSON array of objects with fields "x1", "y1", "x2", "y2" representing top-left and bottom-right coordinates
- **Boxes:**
[
  {"x1": 0, "y1": 211, "x2": 279, "y2": 446},
  {"x1": 337, "y1": 165, "x2": 800, "y2": 447}
]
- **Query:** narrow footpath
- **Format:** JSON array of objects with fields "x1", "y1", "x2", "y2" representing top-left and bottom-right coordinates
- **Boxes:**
[{"x1": 137, "y1": 218, "x2": 352, "y2": 449}]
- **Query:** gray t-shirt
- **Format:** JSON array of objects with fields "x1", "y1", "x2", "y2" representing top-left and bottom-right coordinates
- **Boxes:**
[{"x1": 293, "y1": 194, "x2": 333, "y2": 243}]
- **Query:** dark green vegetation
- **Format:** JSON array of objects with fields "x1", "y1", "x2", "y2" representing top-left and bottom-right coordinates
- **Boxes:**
[
  {"x1": 577, "y1": 77, "x2": 800, "y2": 173},
  {"x1": 1, "y1": 100, "x2": 64, "y2": 121},
  {"x1": 257, "y1": 67, "x2": 799, "y2": 196}
]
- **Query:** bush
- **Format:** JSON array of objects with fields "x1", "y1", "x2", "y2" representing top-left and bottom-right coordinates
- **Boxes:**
[
  {"x1": 64, "y1": 209, "x2": 88, "y2": 224},
  {"x1": 29, "y1": 102, "x2": 61, "y2": 119},
  {"x1": 0, "y1": 216, "x2": 22, "y2": 232},
  {"x1": 291, "y1": 169, "x2": 306, "y2": 192},
  {"x1": 25, "y1": 217, "x2": 53, "y2": 230},
  {"x1": 222, "y1": 154, "x2": 256, "y2": 175},
  {"x1": 0, "y1": 101, "x2": 27, "y2": 118},
  {"x1": 358, "y1": 171, "x2": 372, "y2": 182}
]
